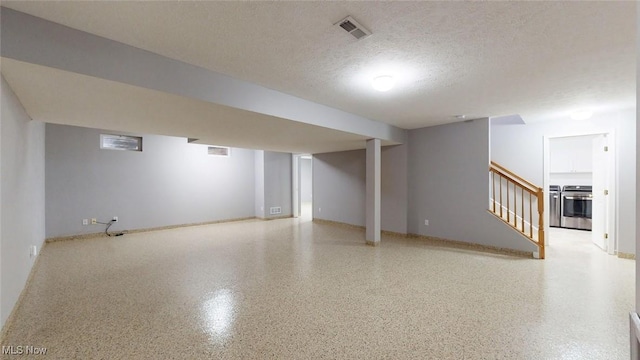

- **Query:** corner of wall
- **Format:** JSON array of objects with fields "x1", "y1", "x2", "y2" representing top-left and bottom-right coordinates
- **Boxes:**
[{"x1": 0, "y1": 76, "x2": 46, "y2": 328}]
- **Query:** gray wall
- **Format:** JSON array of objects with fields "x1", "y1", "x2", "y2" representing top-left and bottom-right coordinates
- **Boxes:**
[
  {"x1": 1, "y1": 76, "x2": 46, "y2": 327},
  {"x1": 407, "y1": 119, "x2": 536, "y2": 252},
  {"x1": 300, "y1": 158, "x2": 312, "y2": 202},
  {"x1": 636, "y1": 10, "x2": 639, "y2": 311},
  {"x1": 45, "y1": 124, "x2": 256, "y2": 238},
  {"x1": 491, "y1": 109, "x2": 636, "y2": 254},
  {"x1": 312, "y1": 145, "x2": 408, "y2": 234},
  {"x1": 381, "y1": 145, "x2": 408, "y2": 234},
  {"x1": 253, "y1": 150, "x2": 292, "y2": 219},
  {"x1": 263, "y1": 151, "x2": 293, "y2": 218},
  {"x1": 254, "y1": 150, "x2": 265, "y2": 218},
  {"x1": 313, "y1": 150, "x2": 366, "y2": 227}
]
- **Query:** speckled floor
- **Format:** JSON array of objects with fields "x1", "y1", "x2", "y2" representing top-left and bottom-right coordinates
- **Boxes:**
[{"x1": 0, "y1": 219, "x2": 634, "y2": 359}]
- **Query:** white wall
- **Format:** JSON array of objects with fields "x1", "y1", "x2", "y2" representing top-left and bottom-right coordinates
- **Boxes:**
[
  {"x1": 491, "y1": 109, "x2": 636, "y2": 254},
  {"x1": 300, "y1": 158, "x2": 312, "y2": 202},
  {"x1": 1, "y1": 76, "x2": 46, "y2": 327},
  {"x1": 45, "y1": 124, "x2": 256, "y2": 238},
  {"x1": 407, "y1": 119, "x2": 537, "y2": 253},
  {"x1": 312, "y1": 144, "x2": 408, "y2": 234}
]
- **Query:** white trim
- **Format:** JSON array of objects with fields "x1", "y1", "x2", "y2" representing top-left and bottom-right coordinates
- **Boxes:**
[{"x1": 543, "y1": 129, "x2": 617, "y2": 254}]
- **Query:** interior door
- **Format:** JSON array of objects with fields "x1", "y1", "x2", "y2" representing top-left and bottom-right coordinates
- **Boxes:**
[{"x1": 591, "y1": 134, "x2": 608, "y2": 251}]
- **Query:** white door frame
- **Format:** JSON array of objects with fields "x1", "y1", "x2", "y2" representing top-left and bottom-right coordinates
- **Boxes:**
[{"x1": 543, "y1": 129, "x2": 617, "y2": 254}]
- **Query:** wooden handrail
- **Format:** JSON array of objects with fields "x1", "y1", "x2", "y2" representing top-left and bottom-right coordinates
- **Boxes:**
[
  {"x1": 490, "y1": 161, "x2": 539, "y2": 193},
  {"x1": 489, "y1": 161, "x2": 545, "y2": 259}
]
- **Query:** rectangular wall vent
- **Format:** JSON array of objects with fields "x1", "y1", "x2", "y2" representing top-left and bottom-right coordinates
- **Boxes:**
[
  {"x1": 269, "y1": 207, "x2": 282, "y2": 215},
  {"x1": 100, "y1": 134, "x2": 142, "y2": 152},
  {"x1": 335, "y1": 16, "x2": 371, "y2": 40},
  {"x1": 208, "y1": 146, "x2": 230, "y2": 157}
]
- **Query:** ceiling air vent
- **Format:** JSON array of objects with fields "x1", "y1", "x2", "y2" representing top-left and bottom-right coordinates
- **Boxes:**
[{"x1": 335, "y1": 16, "x2": 371, "y2": 40}]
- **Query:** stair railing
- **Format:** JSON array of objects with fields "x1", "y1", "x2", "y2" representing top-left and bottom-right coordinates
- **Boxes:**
[{"x1": 489, "y1": 161, "x2": 545, "y2": 259}]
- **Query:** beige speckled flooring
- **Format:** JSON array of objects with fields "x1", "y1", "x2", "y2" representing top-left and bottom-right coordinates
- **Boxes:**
[{"x1": 0, "y1": 216, "x2": 634, "y2": 359}]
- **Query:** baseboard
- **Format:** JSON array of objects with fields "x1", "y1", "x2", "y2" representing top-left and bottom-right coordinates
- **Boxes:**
[
  {"x1": 45, "y1": 216, "x2": 257, "y2": 242},
  {"x1": 381, "y1": 230, "x2": 409, "y2": 238},
  {"x1": 618, "y1": 252, "x2": 636, "y2": 260},
  {"x1": 312, "y1": 218, "x2": 366, "y2": 231},
  {"x1": 257, "y1": 215, "x2": 294, "y2": 221},
  {"x1": 311, "y1": 219, "x2": 529, "y2": 258},
  {"x1": 0, "y1": 242, "x2": 46, "y2": 343},
  {"x1": 407, "y1": 233, "x2": 534, "y2": 258}
]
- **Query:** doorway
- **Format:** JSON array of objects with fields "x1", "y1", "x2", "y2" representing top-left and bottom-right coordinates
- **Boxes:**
[
  {"x1": 292, "y1": 154, "x2": 313, "y2": 220},
  {"x1": 543, "y1": 131, "x2": 616, "y2": 255}
]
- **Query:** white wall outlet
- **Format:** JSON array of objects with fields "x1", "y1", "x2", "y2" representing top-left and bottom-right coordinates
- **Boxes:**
[
  {"x1": 112, "y1": 216, "x2": 118, "y2": 222},
  {"x1": 269, "y1": 207, "x2": 282, "y2": 215},
  {"x1": 91, "y1": 218, "x2": 97, "y2": 225},
  {"x1": 318, "y1": 207, "x2": 322, "y2": 213},
  {"x1": 82, "y1": 219, "x2": 89, "y2": 226},
  {"x1": 424, "y1": 219, "x2": 429, "y2": 226},
  {"x1": 30, "y1": 245, "x2": 37, "y2": 258}
]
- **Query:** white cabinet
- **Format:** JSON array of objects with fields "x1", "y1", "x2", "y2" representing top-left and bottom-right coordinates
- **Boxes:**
[{"x1": 549, "y1": 136, "x2": 594, "y2": 173}]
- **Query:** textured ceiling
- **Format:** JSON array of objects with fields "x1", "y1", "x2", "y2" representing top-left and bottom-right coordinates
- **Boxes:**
[
  {"x1": 1, "y1": 1, "x2": 636, "y2": 128},
  {"x1": 1, "y1": 58, "x2": 375, "y2": 154}
]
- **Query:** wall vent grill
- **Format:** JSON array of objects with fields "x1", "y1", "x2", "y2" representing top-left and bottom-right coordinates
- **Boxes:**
[
  {"x1": 208, "y1": 146, "x2": 230, "y2": 157},
  {"x1": 335, "y1": 16, "x2": 371, "y2": 40},
  {"x1": 100, "y1": 134, "x2": 142, "y2": 152}
]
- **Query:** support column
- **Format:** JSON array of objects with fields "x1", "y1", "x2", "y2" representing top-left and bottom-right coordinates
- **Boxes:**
[{"x1": 366, "y1": 139, "x2": 381, "y2": 245}]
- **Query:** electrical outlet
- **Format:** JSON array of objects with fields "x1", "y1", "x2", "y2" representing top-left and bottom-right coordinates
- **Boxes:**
[
  {"x1": 82, "y1": 219, "x2": 89, "y2": 226},
  {"x1": 91, "y1": 218, "x2": 97, "y2": 225},
  {"x1": 318, "y1": 207, "x2": 322, "y2": 213},
  {"x1": 112, "y1": 216, "x2": 118, "y2": 222},
  {"x1": 30, "y1": 245, "x2": 37, "y2": 258},
  {"x1": 424, "y1": 219, "x2": 429, "y2": 226}
]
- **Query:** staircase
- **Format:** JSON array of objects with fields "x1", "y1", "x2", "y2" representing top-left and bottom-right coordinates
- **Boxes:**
[{"x1": 489, "y1": 161, "x2": 545, "y2": 259}]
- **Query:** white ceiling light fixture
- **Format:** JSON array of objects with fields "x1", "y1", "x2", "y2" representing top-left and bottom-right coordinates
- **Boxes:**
[
  {"x1": 371, "y1": 75, "x2": 395, "y2": 92},
  {"x1": 570, "y1": 110, "x2": 593, "y2": 120}
]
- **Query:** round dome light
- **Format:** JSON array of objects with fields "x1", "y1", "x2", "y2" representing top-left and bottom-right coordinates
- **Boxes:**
[{"x1": 371, "y1": 75, "x2": 395, "y2": 92}]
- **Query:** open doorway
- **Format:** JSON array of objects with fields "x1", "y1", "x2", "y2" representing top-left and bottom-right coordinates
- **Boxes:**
[
  {"x1": 292, "y1": 154, "x2": 313, "y2": 221},
  {"x1": 300, "y1": 155, "x2": 312, "y2": 219},
  {"x1": 544, "y1": 131, "x2": 616, "y2": 255}
]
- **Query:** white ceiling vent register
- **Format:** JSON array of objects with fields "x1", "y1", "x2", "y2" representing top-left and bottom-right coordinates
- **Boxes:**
[{"x1": 335, "y1": 16, "x2": 371, "y2": 40}]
